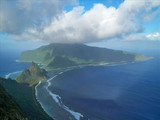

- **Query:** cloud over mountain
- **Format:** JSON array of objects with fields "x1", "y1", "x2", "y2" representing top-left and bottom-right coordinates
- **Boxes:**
[
  {"x1": 0, "y1": 0, "x2": 76, "y2": 33},
  {"x1": 0, "y1": 0, "x2": 160, "y2": 43}
]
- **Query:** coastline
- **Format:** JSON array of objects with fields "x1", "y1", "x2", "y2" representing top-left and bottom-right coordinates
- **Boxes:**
[
  {"x1": 22, "y1": 58, "x2": 153, "y2": 120},
  {"x1": 34, "y1": 81, "x2": 54, "y2": 120},
  {"x1": 35, "y1": 70, "x2": 84, "y2": 120},
  {"x1": 18, "y1": 56, "x2": 153, "y2": 71},
  {"x1": 5, "y1": 71, "x2": 22, "y2": 79},
  {"x1": 46, "y1": 59, "x2": 150, "y2": 71},
  {"x1": 2, "y1": 67, "x2": 53, "y2": 120},
  {"x1": 0, "y1": 77, "x2": 53, "y2": 120},
  {"x1": 33, "y1": 60, "x2": 146, "y2": 120},
  {"x1": 3, "y1": 60, "x2": 53, "y2": 119}
]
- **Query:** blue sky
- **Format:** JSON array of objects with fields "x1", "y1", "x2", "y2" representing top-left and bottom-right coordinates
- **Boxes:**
[
  {"x1": 77, "y1": 0, "x2": 124, "y2": 10},
  {"x1": 76, "y1": 0, "x2": 160, "y2": 34},
  {"x1": 0, "y1": 33, "x2": 46, "y2": 54},
  {"x1": 0, "y1": 0, "x2": 160, "y2": 54}
]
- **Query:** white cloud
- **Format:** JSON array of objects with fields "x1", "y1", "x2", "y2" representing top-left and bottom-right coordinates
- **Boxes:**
[
  {"x1": 119, "y1": 32, "x2": 160, "y2": 41},
  {"x1": 1, "y1": 0, "x2": 160, "y2": 43},
  {"x1": 146, "y1": 32, "x2": 160, "y2": 40},
  {"x1": 0, "y1": 0, "x2": 76, "y2": 33}
]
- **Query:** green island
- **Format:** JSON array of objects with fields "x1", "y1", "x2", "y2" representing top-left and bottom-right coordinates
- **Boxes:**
[
  {"x1": 19, "y1": 43, "x2": 152, "y2": 70},
  {"x1": 0, "y1": 43, "x2": 152, "y2": 120}
]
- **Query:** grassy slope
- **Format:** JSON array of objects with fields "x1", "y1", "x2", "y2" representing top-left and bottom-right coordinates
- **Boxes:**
[
  {"x1": 47, "y1": 56, "x2": 76, "y2": 68},
  {"x1": 16, "y1": 62, "x2": 48, "y2": 86},
  {"x1": 0, "y1": 77, "x2": 53, "y2": 120},
  {"x1": 0, "y1": 82, "x2": 28, "y2": 120}
]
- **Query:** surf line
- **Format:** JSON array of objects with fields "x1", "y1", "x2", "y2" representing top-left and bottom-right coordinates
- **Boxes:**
[
  {"x1": 5, "y1": 71, "x2": 22, "y2": 79},
  {"x1": 46, "y1": 71, "x2": 84, "y2": 120},
  {"x1": 35, "y1": 80, "x2": 55, "y2": 119}
]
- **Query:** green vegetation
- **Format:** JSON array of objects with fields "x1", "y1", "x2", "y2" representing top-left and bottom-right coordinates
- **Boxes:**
[
  {"x1": 19, "y1": 43, "x2": 150, "y2": 69},
  {"x1": 0, "y1": 81, "x2": 28, "y2": 120},
  {"x1": 135, "y1": 54, "x2": 152, "y2": 61},
  {"x1": 0, "y1": 77, "x2": 53, "y2": 120},
  {"x1": 16, "y1": 61, "x2": 48, "y2": 86},
  {"x1": 123, "y1": 51, "x2": 152, "y2": 61},
  {"x1": 2, "y1": 62, "x2": 52, "y2": 119},
  {"x1": 47, "y1": 56, "x2": 76, "y2": 68}
]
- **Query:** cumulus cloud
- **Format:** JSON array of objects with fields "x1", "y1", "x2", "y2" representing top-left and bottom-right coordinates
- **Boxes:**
[
  {"x1": 1, "y1": 0, "x2": 160, "y2": 43},
  {"x1": 0, "y1": 0, "x2": 76, "y2": 33},
  {"x1": 121, "y1": 32, "x2": 160, "y2": 41},
  {"x1": 146, "y1": 32, "x2": 160, "y2": 41}
]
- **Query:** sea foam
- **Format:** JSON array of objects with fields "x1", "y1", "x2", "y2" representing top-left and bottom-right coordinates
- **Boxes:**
[
  {"x1": 5, "y1": 71, "x2": 22, "y2": 79},
  {"x1": 45, "y1": 72, "x2": 83, "y2": 120}
]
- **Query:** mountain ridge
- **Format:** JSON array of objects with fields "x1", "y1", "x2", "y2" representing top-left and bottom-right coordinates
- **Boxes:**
[
  {"x1": 19, "y1": 43, "x2": 150, "y2": 70},
  {"x1": 16, "y1": 61, "x2": 48, "y2": 86}
]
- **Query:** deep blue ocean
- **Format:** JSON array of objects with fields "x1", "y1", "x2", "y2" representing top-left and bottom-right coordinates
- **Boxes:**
[
  {"x1": 0, "y1": 52, "x2": 30, "y2": 79},
  {"x1": 0, "y1": 50, "x2": 160, "y2": 120},
  {"x1": 38, "y1": 50, "x2": 160, "y2": 120}
]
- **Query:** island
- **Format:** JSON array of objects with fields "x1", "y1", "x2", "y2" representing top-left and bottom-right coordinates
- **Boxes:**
[{"x1": 19, "y1": 43, "x2": 151, "y2": 70}]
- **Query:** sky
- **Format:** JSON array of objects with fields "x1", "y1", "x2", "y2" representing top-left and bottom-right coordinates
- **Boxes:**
[{"x1": 0, "y1": 0, "x2": 160, "y2": 53}]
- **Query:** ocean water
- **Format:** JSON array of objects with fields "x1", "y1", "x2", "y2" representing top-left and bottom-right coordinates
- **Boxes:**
[
  {"x1": 0, "y1": 52, "x2": 30, "y2": 79},
  {"x1": 1, "y1": 50, "x2": 160, "y2": 120},
  {"x1": 36, "y1": 50, "x2": 160, "y2": 120}
]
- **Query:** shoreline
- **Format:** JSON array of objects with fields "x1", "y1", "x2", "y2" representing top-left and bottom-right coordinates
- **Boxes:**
[
  {"x1": 0, "y1": 77, "x2": 53, "y2": 120},
  {"x1": 32, "y1": 83, "x2": 53, "y2": 120},
  {"x1": 17, "y1": 56, "x2": 153, "y2": 71},
  {"x1": 5, "y1": 71, "x2": 22, "y2": 79},
  {"x1": 23, "y1": 58, "x2": 153, "y2": 120},
  {"x1": 33, "y1": 60, "x2": 142, "y2": 120},
  {"x1": 2, "y1": 55, "x2": 159, "y2": 120},
  {"x1": 35, "y1": 81, "x2": 55, "y2": 120},
  {"x1": 35, "y1": 70, "x2": 84, "y2": 120}
]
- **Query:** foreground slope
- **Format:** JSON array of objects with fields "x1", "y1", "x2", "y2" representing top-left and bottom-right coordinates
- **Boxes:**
[
  {"x1": 0, "y1": 79, "x2": 28, "y2": 120},
  {"x1": 0, "y1": 77, "x2": 53, "y2": 120},
  {"x1": 19, "y1": 43, "x2": 150, "y2": 69}
]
